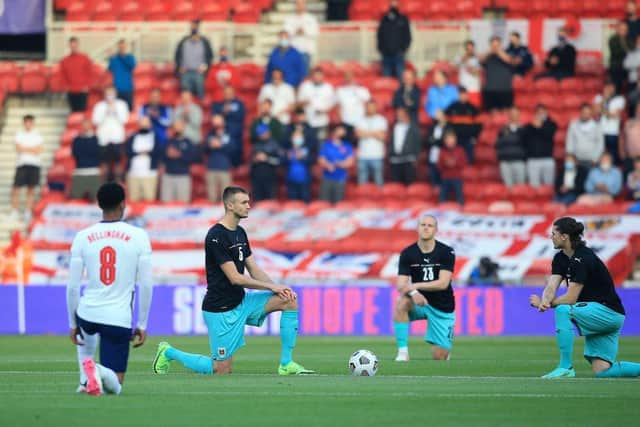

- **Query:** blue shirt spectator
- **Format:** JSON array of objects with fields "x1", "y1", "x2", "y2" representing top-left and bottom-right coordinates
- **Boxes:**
[
  {"x1": 139, "y1": 89, "x2": 172, "y2": 149},
  {"x1": 425, "y1": 70, "x2": 459, "y2": 119},
  {"x1": 107, "y1": 39, "x2": 136, "y2": 109},
  {"x1": 265, "y1": 31, "x2": 306, "y2": 87},
  {"x1": 205, "y1": 128, "x2": 233, "y2": 171},
  {"x1": 584, "y1": 161, "x2": 623, "y2": 196},
  {"x1": 319, "y1": 137, "x2": 354, "y2": 182},
  {"x1": 163, "y1": 135, "x2": 195, "y2": 175}
]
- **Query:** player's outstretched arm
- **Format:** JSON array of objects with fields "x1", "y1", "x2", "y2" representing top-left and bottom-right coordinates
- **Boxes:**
[
  {"x1": 530, "y1": 274, "x2": 563, "y2": 312},
  {"x1": 550, "y1": 282, "x2": 583, "y2": 307},
  {"x1": 245, "y1": 255, "x2": 274, "y2": 284},
  {"x1": 412, "y1": 270, "x2": 453, "y2": 292},
  {"x1": 220, "y1": 261, "x2": 295, "y2": 301}
]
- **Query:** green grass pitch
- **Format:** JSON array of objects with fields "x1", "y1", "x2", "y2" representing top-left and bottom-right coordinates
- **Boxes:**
[{"x1": 1, "y1": 335, "x2": 639, "y2": 427}]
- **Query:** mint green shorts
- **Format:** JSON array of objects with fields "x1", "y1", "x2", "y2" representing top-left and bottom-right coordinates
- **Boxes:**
[
  {"x1": 202, "y1": 291, "x2": 273, "y2": 361},
  {"x1": 409, "y1": 304, "x2": 456, "y2": 351},
  {"x1": 570, "y1": 302, "x2": 625, "y2": 364}
]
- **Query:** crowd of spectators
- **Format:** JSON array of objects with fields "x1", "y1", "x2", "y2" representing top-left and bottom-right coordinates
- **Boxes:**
[{"x1": 23, "y1": 0, "x2": 639, "y2": 210}]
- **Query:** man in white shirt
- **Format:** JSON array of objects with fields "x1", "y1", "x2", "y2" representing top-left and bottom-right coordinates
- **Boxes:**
[
  {"x1": 458, "y1": 40, "x2": 482, "y2": 107},
  {"x1": 126, "y1": 116, "x2": 158, "y2": 202},
  {"x1": 92, "y1": 86, "x2": 130, "y2": 181},
  {"x1": 283, "y1": 0, "x2": 319, "y2": 73},
  {"x1": 297, "y1": 67, "x2": 335, "y2": 141},
  {"x1": 67, "y1": 182, "x2": 153, "y2": 396},
  {"x1": 355, "y1": 100, "x2": 388, "y2": 186},
  {"x1": 10, "y1": 114, "x2": 43, "y2": 222},
  {"x1": 335, "y1": 70, "x2": 371, "y2": 144},
  {"x1": 258, "y1": 68, "x2": 296, "y2": 125},
  {"x1": 593, "y1": 81, "x2": 625, "y2": 165}
]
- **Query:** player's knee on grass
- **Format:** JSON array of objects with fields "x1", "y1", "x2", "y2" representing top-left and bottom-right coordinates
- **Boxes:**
[
  {"x1": 432, "y1": 346, "x2": 449, "y2": 361},
  {"x1": 590, "y1": 358, "x2": 611, "y2": 375},
  {"x1": 214, "y1": 359, "x2": 232, "y2": 375}
]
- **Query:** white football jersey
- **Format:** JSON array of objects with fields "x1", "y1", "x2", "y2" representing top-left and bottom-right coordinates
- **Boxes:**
[{"x1": 68, "y1": 220, "x2": 152, "y2": 329}]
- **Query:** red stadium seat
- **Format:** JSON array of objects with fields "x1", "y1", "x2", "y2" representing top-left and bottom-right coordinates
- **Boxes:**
[
  {"x1": 506, "y1": 0, "x2": 529, "y2": 18},
  {"x1": 92, "y1": 1, "x2": 117, "y2": 20},
  {"x1": 535, "y1": 185, "x2": 555, "y2": 201},
  {"x1": 463, "y1": 201, "x2": 489, "y2": 214},
  {"x1": 475, "y1": 145, "x2": 496, "y2": 165},
  {"x1": 146, "y1": 3, "x2": 170, "y2": 21},
  {"x1": 488, "y1": 200, "x2": 515, "y2": 214},
  {"x1": 232, "y1": 2, "x2": 261, "y2": 23},
  {"x1": 426, "y1": 0, "x2": 449, "y2": 20},
  {"x1": 481, "y1": 183, "x2": 508, "y2": 201},
  {"x1": 559, "y1": 77, "x2": 582, "y2": 94},
  {"x1": 509, "y1": 184, "x2": 535, "y2": 202},
  {"x1": 381, "y1": 183, "x2": 407, "y2": 201},
  {"x1": 66, "y1": 2, "x2": 91, "y2": 21},
  {"x1": 120, "y1": 2, "x2": 144, "y2": 21},
  {"x1": 172, "y1": 1, "x2": 198, "y2": 21},
  {"x1": 534, "y1": 78, "x2": 559, "y2": 95},
  {"x1": 0, "y1": 62, "x2": 20, "y2": 93},
  {"x1": 407, "y1": 182, "x2": 435, "y2": 201},
  {"x1": 531, "y1": 0, "x2": 553, "y2": 17},
  {"x1": 463, "y1": 182, "x2": 485, "y2": 202},
  {"x1": 514, "y1": 201, "x2": 540, "y2": 214},
  {"x1": 201, "y1": 3, "x2": 230, "y2": 21},
  {"x1": 19, "y1": 63, "x2": 48, "y2": 94}
]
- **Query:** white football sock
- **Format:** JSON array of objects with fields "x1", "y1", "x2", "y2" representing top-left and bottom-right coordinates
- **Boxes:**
[
  {"x1": 397, "y1": 346, "x2": 409, "y2": 354},
  {"x1": 76, "y1": 328, "x2": 97, "y2": 385},
  {"x1": 96, "y1": 363, "x2": 122, "y2": 395}
]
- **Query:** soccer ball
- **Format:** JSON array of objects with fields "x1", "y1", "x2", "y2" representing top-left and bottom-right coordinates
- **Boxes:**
[{"x1": 348, "y1": 349, "x2": 378, "y2": 376}]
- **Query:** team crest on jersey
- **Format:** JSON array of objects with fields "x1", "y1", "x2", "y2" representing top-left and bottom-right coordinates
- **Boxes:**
[{"x1": 217, "y1": 347, "x2": 226, "y2": 357}]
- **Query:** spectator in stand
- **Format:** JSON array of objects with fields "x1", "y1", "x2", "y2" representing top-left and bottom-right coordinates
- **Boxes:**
[
  {"x1": 425, "y1": 70, "x2": 459, "y2": 120},
  {"x1": 250, "y1": 99, "x2": 284, "y2": 145},
  {"x1": 318, "y1": 125, "x2": 354, "y2": 204},
  {"x1": 609, "y1": 21, "x2": 631, "y2": 93},
  {"x1": 523, "y1": 104, "x2": 558, "y2": 187},
  {"x1": 336, "y1": 70, "x2": 371, "y2": 144},
  {"x1": 204, "y1": 114, "x2": 233, "y2": 203},
  {"x1": 250, "y1": 124, "x2": 282, "y2": 202},
  {"x1": 126, "y1": 116, "x2": 160, "y2": 202},
  {"x1": 265, "y1": 30, "x2": 306, "y2": 88},
  {"x1": 298, "y1": 67, "x2": 335, "y2": 140},
  {"x1": 481, "y1": 36, "x2": 514, "y2": 111},
  {"x1": 92, "y1": 86, "x2": 130, "y2": 182},
  {"x1": 326, "y1": 0, "x2": 350, "y2": 21},
  {"x1": 212, "y1": 86, "x2": 246, "y2": 166},
  {"x1": 627, "y1": 157, "x2": 640, "y2": 200},
  {"x1": 60, "y1": 37, "x2": 92, "y2": 112},
  {"x1": 624, "y1": 35, "x2": 640, "y2": 93},
  {"x1": 207, "y1": 46, "x2": 238, "y2": 101},
  {"x1": 392, "y1": 69, "x2": 421, "y2": 121},
  {"x1": 566, "y1": 103, "x2": 604, "y2": 168},
  {"x1": 9, "y1": 115, "x2": 42, "y2": 222},
  {"x1": 107, "y1": 39, "x2": 136, "y2": 110},
  {"x1": 160, "y1": 120, "x2": 195, "y2": 203},
  {"x1": 426, "y1": 110, "x2": 453, "y2": 186},
  {"x1": 355, "y1": 100, "x2": 388, "y2": 186},
  {"x1": 376, "y1": 0, "x2": 412, "y2": 79},
  {"x1": 438, "y1": 130, "x2": 467, "y2": 205},
  {"x1": 258, "y1": 68, "x2": 296, "y2": 125},
  {"x1": 506, "y1": 31, "x2": 534, "y2": 76},
  {"x1": 174, "y1": 20, "x2": 214, "y2": 99},
  {"x1": 284, "y1": 0, "x2": 319, "y2": 74},
  {"x1": 445, "y1": 87, "x2": 482, "y2": 163},
  {"x1": 537, "y1": 27, "x2": 576, "y2": 80},
  {"x1": 554, "y1": 153, "x2": 588, "y2": 205},
  {"x1": 457, "y1": 40, "x2": 482, "y2": 107},
  {"x1": 139, "y1": 88, "x2": 172, "y2": 150},
  {"x1": 284, "y1": 111, "x2": 315, "y2": 202},
  {"x1": 70, "y1": 118, "x2": 101, "y2": 201},
  {"x1": 495, "y1": 107, "x2": 527, "y2": 188},
  {"x1": 285, "y1": 107, "x2": 318, "y2": 156},
  {"x1": 622, "y1": 104, "x2": 640, "y2": 173},
  {"x1": 594, "y1": 81, "x2": 626, "y2": 165},
  {"x1": 173, "y1": 90, "x2": 203, "y2": 147},
  {"x1": 388, "y1": 106, "x2": 421, "y2": 185},
  {"x1": 626, "y1": 0, "x2": 640, "y2": 45},
  {"x1": 577, "y1": 152, "x2": 623, "y2": 205}
]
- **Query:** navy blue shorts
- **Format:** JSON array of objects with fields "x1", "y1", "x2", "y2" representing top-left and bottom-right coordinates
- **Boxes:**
[{"x1": 77, "y1": 315, "x2": 132, "y2": 373}]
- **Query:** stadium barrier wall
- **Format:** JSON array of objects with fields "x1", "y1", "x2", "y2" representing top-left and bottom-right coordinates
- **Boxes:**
[{"x1": 1, "y1": 284, "x2": 639, "y2": 336}]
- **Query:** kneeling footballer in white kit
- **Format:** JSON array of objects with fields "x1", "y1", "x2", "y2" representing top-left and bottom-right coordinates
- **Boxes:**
[{"x1": 66, "y1": 182, "x2": 153, "y2": 396}]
